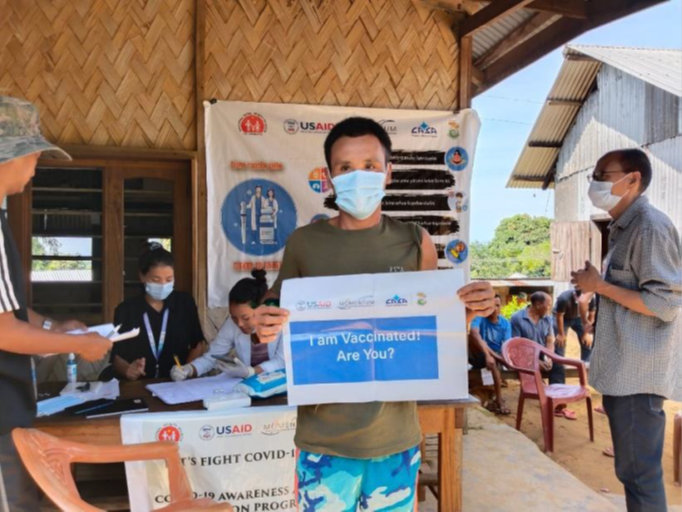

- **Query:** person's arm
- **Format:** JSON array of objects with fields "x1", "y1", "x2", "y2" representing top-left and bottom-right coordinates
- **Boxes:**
[
  {"x1": 554, "y1": 312, "x2": 566, "y2": 348},
  {"x1": 0, "y1": 311, "x2": 111, "y2": 361},
  {"x1": 469, "y1": 327, "x2": 496, "y2": 371},
  {"x1": 256, "y1": 333, "x2": 285, "y2": 374},
  {"x1": 190, "y1": 320, "x2": 238, "y2": 377},
  {"x1": 112, "y1": 354, "x2": 146, "y2": 381},
  {"x1": 27, "y1": 309, "x2": 87, "y2": 333},
  {"x1": 511, "y1": 316, "x2": 521, "y2": 338},
  {"x1": 419, "y1": 228, "x2": 438, "y2": 271},
  {"x1": 573, "y1": 227, "x2": 682, "y2": 321}
]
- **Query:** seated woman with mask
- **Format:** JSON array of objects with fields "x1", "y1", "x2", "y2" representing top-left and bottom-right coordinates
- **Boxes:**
[
  {"x1": 171, "y1": 269, "x2": 284, "y2": 381},
  {"x1": 111, "y1": 243, "x2": 205, "y2": 380}
]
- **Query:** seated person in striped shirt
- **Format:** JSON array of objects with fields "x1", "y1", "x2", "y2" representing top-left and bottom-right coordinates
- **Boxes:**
[
  {"x1": 468, "y1": 294, "x2": 512, "y2": 414},
  {"x1": 171, "y1": 269, "x2": 285, "y2": 381}
]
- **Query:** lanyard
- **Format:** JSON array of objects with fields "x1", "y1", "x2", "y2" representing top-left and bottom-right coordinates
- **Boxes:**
[{"x1": 143, "y1": 309, "x2": 169, "y2": 378}]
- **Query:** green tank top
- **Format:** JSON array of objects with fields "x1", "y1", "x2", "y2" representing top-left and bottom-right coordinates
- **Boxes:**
[{"x1": 271, "y1": 215, "x2": 423, "y2": 459}]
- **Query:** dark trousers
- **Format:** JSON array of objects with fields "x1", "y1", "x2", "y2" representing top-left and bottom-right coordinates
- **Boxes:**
[
  {"x1": 603, "y1": 394, "x2": 668, "y2": 512},
  {"x1": 0, "y1": 432, "x2": 40, "y2": 512},
  {"x1": 550, "y1": 316, "x2": 591, "y2": 385}
]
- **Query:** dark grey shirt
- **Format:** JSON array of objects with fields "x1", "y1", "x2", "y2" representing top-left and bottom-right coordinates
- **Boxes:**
[
  {"x1": 590, "y1": 196, "x2": 682, "y2": 400},
  {"x1": 510, "y1": 307, "x2": 554, "y2": 346}
]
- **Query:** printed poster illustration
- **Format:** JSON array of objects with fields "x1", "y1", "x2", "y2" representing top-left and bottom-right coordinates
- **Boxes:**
[{"x1": 206, "y1": 101, "x2": 481, "y2": 307}]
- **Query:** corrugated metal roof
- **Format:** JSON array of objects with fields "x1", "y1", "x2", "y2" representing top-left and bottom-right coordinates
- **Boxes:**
[
  {"x1": 567, "y1": 45, "x2": 682, "y2": 97},
  {"x1": 507, "y1": 45, "x2": 682, "y2": 189},
  {"x1": 472, "y1": 9, "x2": 536, "y2": 60}
]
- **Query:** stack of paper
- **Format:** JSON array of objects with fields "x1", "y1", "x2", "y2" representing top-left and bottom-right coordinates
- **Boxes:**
[
  {"x1": 37, "y1": 395, "x2": 84, "y2": 417},
  {"x1": 60, "y1": 379, "x2": 120, "y2": 402},
  {"x1": 146, "y1": 374, "x2": 241, "y2": 405}
]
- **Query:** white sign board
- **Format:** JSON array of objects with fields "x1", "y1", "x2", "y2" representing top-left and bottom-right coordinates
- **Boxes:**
[
  {"x1": 206, "y1": 101, "x2": 480, "y2": 307},
  {"x1": 121, "y1": 407, "x2": 297, "y2": 512},
  {"x1": 281, "y1": 269, "x2": 468, "y2": 406}
]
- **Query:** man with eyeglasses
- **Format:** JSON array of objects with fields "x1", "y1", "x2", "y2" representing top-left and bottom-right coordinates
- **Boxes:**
[{"x1": 572, "y1": 148, "x2": 681, "y2": 512}]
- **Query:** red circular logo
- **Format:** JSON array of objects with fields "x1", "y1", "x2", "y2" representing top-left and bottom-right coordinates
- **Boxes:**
[
  {"x1": 239, "y1": 113, "x2": 267, "y2": 135},
  {"x1": 156, "y1": 425, "x2": 182, "y2": 443}
]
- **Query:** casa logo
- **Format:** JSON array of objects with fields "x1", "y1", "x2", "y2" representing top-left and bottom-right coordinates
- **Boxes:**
[
  {"x1": 283, "y1": 119, "x2": 335, "y2": 134},
  {"x1": 216, "y1": 424, "x2": 253, "y2": 437},
  {"x1": 308, "y1": 167, "x2": 332, "y2": 193},
  {"x1": 199, "y1": 424, "x2": 215, "y2": 441},
  {"x1": 296, "y1": 300, "x2": 332, "y2": 311},
  {"x1": 156, "y1": 424, "x2": 183, "y2": 443},
  {"x1": 338, "y1": 295, "x2": 375, "y2": 310},
  {"x1": 416, "y1": 292, "x2": 427, "y2": 306},
  {"x1": 448, "y1": 121, "x2": 460, "y2": 139},
  {"x1": 412, "y1": 122, "x2": 438, "y2": 137},
  {"x1": 386, "y1": 295, "x2": 409, "y2": 307},
  {"x1": 261, "y1": 417, "x2": 297, "y2": 436},
  {"x1": 379, "y1": 119, "x2": 398, "y2": 135},
  {"x1": 239, "y1": 113, "x2": 267, "y2": 135}
]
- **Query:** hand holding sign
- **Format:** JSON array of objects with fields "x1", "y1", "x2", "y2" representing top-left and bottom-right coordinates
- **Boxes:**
[
  {"x1": 458, "y1": 281, "x2": 495, "y2": 323},
  {"x1": 255, "y1": 304, "x2": 290, "y2": 343}
]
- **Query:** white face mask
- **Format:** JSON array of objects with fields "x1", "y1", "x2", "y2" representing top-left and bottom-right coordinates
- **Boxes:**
[
  {"x1": 588, "y1": 174, "x2": 632, "y2": 211},
  {"x1": 331, "y1": 170, "x2": 386, "y2": 220}
]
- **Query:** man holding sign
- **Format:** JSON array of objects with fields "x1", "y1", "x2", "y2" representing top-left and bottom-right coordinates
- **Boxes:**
[{"x1": 255, "y1": 117, "x2": 494, "y2": 511}]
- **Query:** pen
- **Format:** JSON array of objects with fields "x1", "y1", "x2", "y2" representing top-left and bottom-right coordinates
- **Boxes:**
[
  {"x1": 173, "y1": 355, "x2": 182, "y2": 370},
  {"x1": 106, "y1": 324, "x2": 122, "y2": 339}
]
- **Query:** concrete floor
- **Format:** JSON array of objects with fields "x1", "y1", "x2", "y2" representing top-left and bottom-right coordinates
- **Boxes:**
[{"x1": 419, "y1": 408, "x2": 681, "y2": 512}]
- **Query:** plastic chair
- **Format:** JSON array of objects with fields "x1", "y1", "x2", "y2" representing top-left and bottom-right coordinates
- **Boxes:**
[
  {"x1": 12, "y1": 428, "x2": 232, "y2": 512},
  {"x1": 501, "y1": 337, "x2": 594, "y2": 454},
  {"x1": 674, "y1": 412, "x2": 681, "y2": 486}
]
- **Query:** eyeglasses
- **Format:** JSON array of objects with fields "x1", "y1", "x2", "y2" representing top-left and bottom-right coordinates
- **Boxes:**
[{"x1": 586, "y1": 171, "x2": 625, "y2": 183}]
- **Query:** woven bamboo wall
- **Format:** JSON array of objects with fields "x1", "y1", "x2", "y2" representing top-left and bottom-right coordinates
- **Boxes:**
[
  {"x1": 0, "y1": 0, "x2": 196, "y2": 150},
  {"x1": 206, "y1": 0, "x2": 461, "y2": 110}
]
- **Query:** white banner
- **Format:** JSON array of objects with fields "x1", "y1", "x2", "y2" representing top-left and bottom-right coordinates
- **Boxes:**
[
  {"x1": 206, "y1": 101, "x2": 480, "y2": 307},
  {"x1": 122, "y1": 407, "x2": 297, "y2": 512},
  {"x1": 281, "y1": 269, "x2": 467, "y2": 406}
]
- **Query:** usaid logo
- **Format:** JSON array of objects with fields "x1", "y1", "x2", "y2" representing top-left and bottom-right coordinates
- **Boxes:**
[
  {"x1": 261, "y1": 417, "x2": 297, "y2": 436},
  {"x1": 412, "y1": 122, "x2": 437, "y2": 137},
  {"x1": 216, "y1": 424, "x2": 253, "y2": 437},
  {"x1": 379, "y1": 119, "x2": 398, "y2": 135},
  {"x1": 199, "y1": 425, "x2": 215, "y2": 441},
  {"x1": 296, "y1": 300, "x2": 332, "y2": 311},
  {"x1": 386, "y1": 295, "x2": 409, "y2": 306},
  {"x1": 338, "y1": 295, "x2": 375, "y2": 310},
  {"x1": 283, "y1": 119, "x2": 335, "y2": 134}
]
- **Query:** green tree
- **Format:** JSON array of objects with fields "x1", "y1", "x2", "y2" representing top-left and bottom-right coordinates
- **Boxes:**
[
  {"x1": 470, "y1": 214, "x2": 551, "y2": 279},
  {"x1": 32, "y1": 237, "x2": 90, "y2": 272}
]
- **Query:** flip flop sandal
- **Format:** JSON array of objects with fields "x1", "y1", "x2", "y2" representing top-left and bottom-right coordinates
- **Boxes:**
[
  {"x1": 594, "y1": 405, "x2": 606, "y2": 414},
  {"x1": 554, "y1": 409, "x2": 578, "y2": 420},
  {"x1": 602, "y1": 447, "x2": 615, "y2": 458}
]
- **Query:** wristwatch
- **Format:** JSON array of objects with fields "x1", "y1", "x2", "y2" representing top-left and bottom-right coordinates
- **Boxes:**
[{"x1": 42, "y1": 318, "x2": 52, "y2": 331}]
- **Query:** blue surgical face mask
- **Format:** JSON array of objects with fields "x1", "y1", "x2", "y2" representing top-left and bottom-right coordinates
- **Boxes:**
[
  {"x1": 331, "y1": 170, "x2": 386, "y2": 220},
  {"x1": 146, "y1": 281, "x2": 174, "y2": 301}
]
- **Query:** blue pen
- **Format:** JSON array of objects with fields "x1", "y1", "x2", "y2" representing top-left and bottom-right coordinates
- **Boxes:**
[{"x1": 75, "y1": 401, "x2": 114, "y2": 415}]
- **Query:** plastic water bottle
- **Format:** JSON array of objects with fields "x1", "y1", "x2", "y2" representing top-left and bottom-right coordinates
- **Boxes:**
[{"x1": 66, "y1": 353, "x2": 77, "y2": 384}]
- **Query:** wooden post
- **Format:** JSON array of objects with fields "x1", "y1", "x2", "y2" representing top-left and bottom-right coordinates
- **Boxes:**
[
  {"x1": 193, "y1": 0, "x2": 208, "y2": 326},
  {"x1": 6, "y1": 185, "x2": 32, "y2": 306},
  {"x1": 459, "y1": 35, "x2": 473, "y2": 109},
  {"x1": 102, "y1": 169, "x2": 124, "y2": 323}
]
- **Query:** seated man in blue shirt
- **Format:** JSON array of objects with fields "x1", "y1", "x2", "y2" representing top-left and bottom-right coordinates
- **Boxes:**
[
  {"x1": 469, "y1": 295, "x2": 512, "y2": 414},
  {"x1": 511, "y1": 292, "x2": 575, "y2": 419}
]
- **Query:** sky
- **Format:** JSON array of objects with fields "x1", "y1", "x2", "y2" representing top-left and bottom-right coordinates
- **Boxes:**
[{"x1": 470, "y1": 0, "x2": 682, "y2": 243}]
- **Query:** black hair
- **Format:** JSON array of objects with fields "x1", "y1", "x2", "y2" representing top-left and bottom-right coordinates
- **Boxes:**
[
  {"x1": 455, "y1": 192, "x2": 464, "y2": 198},
  {"x1": 138, "y1": 242, "x2": 174, "y2": 275},
  {"x1": 530, "y1": 291, "x2": 548, "y2": 306},
  {"x1": 601, "y1": 149, "x2": 652, "y2": 192},
  {"x1": 229, "y1": 269, "x2": 268, "y2": 307},
  {"x1": 494, "y1": 294, "x2": 502, "y2": 301},
  {"x1": 323, "y1": 117, "x2": 392, "y2": 171}
]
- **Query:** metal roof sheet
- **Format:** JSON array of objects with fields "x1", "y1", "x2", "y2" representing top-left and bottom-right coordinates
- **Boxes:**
[{"x1": 507, "y1": 45, "x2": 682, "y2": 189}]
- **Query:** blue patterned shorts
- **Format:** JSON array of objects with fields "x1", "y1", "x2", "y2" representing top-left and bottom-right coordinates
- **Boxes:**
[{"x1": 295, "y1": 445, "x2": 421, "y2": 511}]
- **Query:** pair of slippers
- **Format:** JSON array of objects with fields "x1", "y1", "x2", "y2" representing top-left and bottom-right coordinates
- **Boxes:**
[{"x1": 554, "y1": 408, "x2": 578, "y2": 420}]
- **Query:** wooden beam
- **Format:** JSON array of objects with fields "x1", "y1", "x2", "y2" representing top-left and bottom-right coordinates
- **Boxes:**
[
  {"x1": 474, "y1": 11, "x2": 555, "y2": 69},
  {"x1": 510, "y1": 175, "x2": 546, "y2": 182},
  {"x1": 459, "y1": 0, "x2": 535, "y2": 37},
  {"x1": 529, "y1": 141, "x2": 562, "y2": 148},
  {"x1": 459, "y1": 35, "x2": 473, "y2": 109},
  {"x1": 55, "y1": 145, "x2": 197, "y2": 161},
  {"x1": 542, "y1": 167, "x2": 556, "y2": 190},
  {"x1": 565, "y1": 53, "x2": 598, "y2": 62},
  {"x1": 479, "y1": 0, "x2": 666, "y2": 94},
  {"x1": 6, "y1": 185, "x2": 32, "y2": 306},
  {"x1": 471, "y1": 64, "x2": 485, "y2": 86},
  {"x1": 547, "y1": 99, "x2": 583, "y2": 107},
  {"x1": 527, "y1": 0, "x2": 587, "y2": 19},
  {"x1": 475, "y1": 0, "x2": 587, "y2": 19}
]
